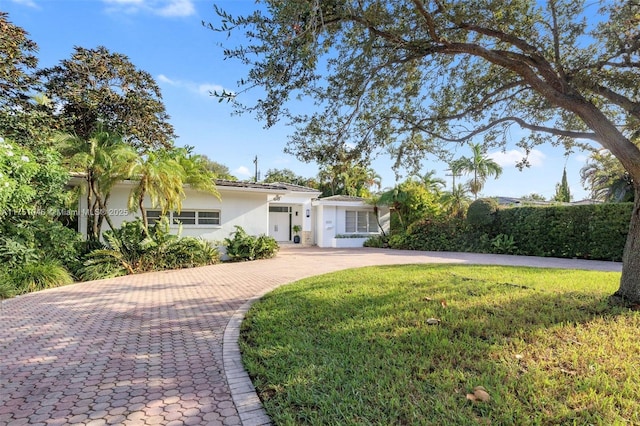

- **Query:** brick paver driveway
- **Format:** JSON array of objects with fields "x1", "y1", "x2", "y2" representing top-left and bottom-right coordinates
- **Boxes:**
[{"x1": 1, "y1": 247, "x2": 621, "y2": 426}]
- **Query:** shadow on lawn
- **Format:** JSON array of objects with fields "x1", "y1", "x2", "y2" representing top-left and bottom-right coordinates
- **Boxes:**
[{"x1": 241, "y1": 266, "x2": 634, "y2": 425}]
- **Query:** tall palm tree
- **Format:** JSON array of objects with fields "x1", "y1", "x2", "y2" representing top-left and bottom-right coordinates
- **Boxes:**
[
  {"x1": 453, "y1": 143, "x2": 503, "y2": 199},
  {"x1": 57, "y1": 127, "x2": 137, "y2": 240}
]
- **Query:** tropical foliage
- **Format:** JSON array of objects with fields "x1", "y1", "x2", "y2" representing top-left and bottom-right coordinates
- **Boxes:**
[
  {"x1": 580, "y1": 150, "x2": 634, "y2": 202},
  {"x1": 0, "y1": 13, "x2": 236, "y2": 297},
  {"x1": 211, "y1": 0, "x2": 640, "y2": 303},
  {"x1": 451, "y1": 143, "x2": 503, "y2": 200},
  {"x1": 78, "y1": 218, "x2": 220, "y2": 281},
  {"x1": 57, "y1": 128, "x2": 138, "y2": 239},
  {"x1": 223, "y1": 226, "x2": 279, "y2": 261},
  {"x1": 128, "y1": 147, "x2": 219, "y2": 232}
]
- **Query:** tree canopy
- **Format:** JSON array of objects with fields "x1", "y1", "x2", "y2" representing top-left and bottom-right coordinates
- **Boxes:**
[
  {"x1": 0, "y1": 12, "x2": 37, "y2": 113},
  {"x1": 40, "y1": 46, "x2": 176, "y2": 151},
  {"x1": 211, "y1": 0, "x2": 640, "y2": 303},
  {"x1": 553, "y1": 167, "x2": 572, "y2": 202}
]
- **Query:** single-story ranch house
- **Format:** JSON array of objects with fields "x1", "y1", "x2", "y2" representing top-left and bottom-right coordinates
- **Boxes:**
[{"x1": 70, "y1": 177, "x2": 390, "y2": 248}]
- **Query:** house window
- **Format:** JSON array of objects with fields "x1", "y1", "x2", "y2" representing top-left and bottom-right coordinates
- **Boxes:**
[
  {"x1": 345, "y1": 210, "x2": 378, "y2": 233},
  {"x1": 198, "y1": 211, "x2": 220, "y2": 225},
  {"x1": 173, "y1": 211, "x2": 196, "y2": 225},
  {"x1": 145, "y1": 210, "x2": 221, "y2": 226},
  {"x1": 147, "y1": 210, "x2": 163, "y2": 226}
]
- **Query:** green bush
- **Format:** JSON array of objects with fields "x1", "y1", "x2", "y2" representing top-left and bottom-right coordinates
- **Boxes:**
[
  {"x1": 496, "y1": 203, "x2": 631, "y2": 261},
  {"x1": 224, "y1": 226, "x2": 279, "y2": 261},
  {"x1": 160, "y1": 237, "x2": 220, "y2": 269},
  {"x1": 399, "y1": 202, "x2": 631, "y2": 261},
  {"x1": 466, "y1": 198, "x2": 498, "y2": 228},
  {"x1": 0, "y1": 269, "x2": 15, "y2": 299},
  {"x1": 10, "y1": 260, "x2": 73, "y2": 294},
  {"x1": 78, "y1": 218, "x2": 220, "y2": 280},
  {"x1": 0, "y1": 217, "x2": 82, "y2": 274},
  {"x1": 491, "y1": 233, "x2": 518, "y2": 254},
  {"x1": 363, "y1": 235, "x2": 389, "y2": 248}
]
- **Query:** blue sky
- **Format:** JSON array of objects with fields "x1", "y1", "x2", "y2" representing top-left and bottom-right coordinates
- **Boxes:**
[{"x1": 3, "y1": 0, "x2": 592, "y2": 199}]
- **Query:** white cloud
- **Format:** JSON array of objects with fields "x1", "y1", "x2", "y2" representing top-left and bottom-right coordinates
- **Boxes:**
[
  {"x1": 489, "y1": 149, "x2": 545, "y2": 168},
  {"x1": 157, "y1": 74, "x2": 176, "y2": 85},
  {"x1": 10, "y1": 0, "x2": 38, "y2": 8},
  {"x1": 102, "y1": 0, "x2": 195, "y2": 17},
  {"x1": 235, "y1": 166, "x2": 251, "y2": 177},
  {"x1": 157, "y1": 74, "x2": 229, "y2": 98},
  {"x1": 197, "y1": 83, "x2": 226, "y2": 96},
  {"x1": 157, "y1": 0, "x2": 194, "y2": 17}
]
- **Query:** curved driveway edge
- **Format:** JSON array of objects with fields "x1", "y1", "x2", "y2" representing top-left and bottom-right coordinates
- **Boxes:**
[{"x1": 1, "y1": 247, "x2": 621, "y2": 426}]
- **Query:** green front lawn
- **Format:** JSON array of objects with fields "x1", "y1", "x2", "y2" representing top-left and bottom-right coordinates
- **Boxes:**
[{"x1": 239, "y1": 265, "x2": 639, "y2": 425}]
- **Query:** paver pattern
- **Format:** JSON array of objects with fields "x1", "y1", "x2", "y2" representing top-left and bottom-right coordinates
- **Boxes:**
[{"x1": 1, "y1": 247, "x2": 621, "y2": 425}]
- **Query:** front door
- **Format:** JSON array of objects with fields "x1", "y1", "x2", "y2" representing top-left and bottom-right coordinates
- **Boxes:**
[{"x1": 269, "y1": 206, "x2": 291, "y2": 242}]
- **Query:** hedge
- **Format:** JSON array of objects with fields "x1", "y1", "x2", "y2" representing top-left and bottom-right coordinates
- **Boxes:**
[
  {"x1": 496, "y1": 203, "x2": 631, "y2": 261},
  {"x1": 391, "y1": 203, "x2": 632, "y2": 262}
]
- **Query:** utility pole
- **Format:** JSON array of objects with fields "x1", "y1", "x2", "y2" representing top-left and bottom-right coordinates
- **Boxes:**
[
  {"x1": 253, "y1": 155, "x2": 258, "y2": 182},
  {"x1": 445, "y1": 168, "x2": 461, "y2": 188}
]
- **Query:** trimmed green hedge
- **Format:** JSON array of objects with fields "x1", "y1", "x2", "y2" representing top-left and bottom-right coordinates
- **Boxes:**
[
  {"x1": 390, "y1": 203, "x2": 632, "y2": 261},
  {"x1": 496, "y1": 203, "x2": 631, "y2": 261}
]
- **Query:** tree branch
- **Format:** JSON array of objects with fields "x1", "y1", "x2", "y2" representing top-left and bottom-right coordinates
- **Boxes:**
[
  {"x1": 589, "y1": 84, "x2": 640, "y2": 118},
  {"x1": 395, "y1": 114, "x2": 599, "y2": 143}
]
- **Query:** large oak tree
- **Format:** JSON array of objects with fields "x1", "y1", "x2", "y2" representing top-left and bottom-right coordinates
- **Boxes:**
[{"x1": 210, "y1": 0, "x2": 640, "y2": 303}]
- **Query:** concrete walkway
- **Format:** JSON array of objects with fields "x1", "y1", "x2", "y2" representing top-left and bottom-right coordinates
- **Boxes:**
[{"x1": 0, "y1": 247, "x2": 621, "y2": 426}]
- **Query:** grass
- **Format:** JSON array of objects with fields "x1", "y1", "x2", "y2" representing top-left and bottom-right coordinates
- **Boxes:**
[{"x1": 239, "y1": 265, "x2": 640, "y2": 425}]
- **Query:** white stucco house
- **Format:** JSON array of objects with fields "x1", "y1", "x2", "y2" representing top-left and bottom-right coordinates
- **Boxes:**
[{"x1": 71, "y1": 178, "x2": 390, "y2": 248}]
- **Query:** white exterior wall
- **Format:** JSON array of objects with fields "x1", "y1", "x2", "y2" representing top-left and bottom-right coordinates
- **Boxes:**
[
  {"x1": 313, "y1": 201, "x2": 390, "y2": 248},
  {"x1": 78, "y1": 182, "x2": 278, "y2": 243},
  {"x1": 314, "y1": 205, "x2": 338, "y2": 248}
]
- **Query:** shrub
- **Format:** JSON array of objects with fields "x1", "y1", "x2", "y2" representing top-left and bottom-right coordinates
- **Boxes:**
[
  {"x1": 0, "y1": 237, "x2": 39, "y2": 269},
  {"x1": 224, "y1": 226, "x2": 279, "y2": 261},
  {"x1": 161, "y1": 237, "x2": 220, "y2": 269},
  {"x1": 78, "y1": 218, "x2": 220, "y2": 280},
  {"x1": 491, "y1": 233, "x2": 518, "y2": 254},
  {"x1": 0, "y1": 269, "x2": 15, "y2": 299},
  {"x1": 398, "y1": 202, "x2": 631, "y2": 261},
  {"x1": 466, "y1": 198, "x2": 498, "y2": 228},
  {"x1": 10, "y1": 260, "x2": 73, "y2": 294},
  {"x1": 0, "y1": 217, "x2": 82, "y2": 274},
  {"x1": 363, "y1": 235, "x2": 389, "y2": 248},
  {"x1": 496, "y1": 203, "x2": 631, "y2": 261}
]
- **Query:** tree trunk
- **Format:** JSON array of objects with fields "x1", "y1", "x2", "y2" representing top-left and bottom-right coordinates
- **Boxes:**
[
  {"x1": 138, "y1": 191, "x2": 149, "y2": 236},
  {"x1": 86, "y1": 175, "x2": 96, "y2": 241},
  {"x1": 614, "y1": 185, "x2": 640, "y2": 305}
]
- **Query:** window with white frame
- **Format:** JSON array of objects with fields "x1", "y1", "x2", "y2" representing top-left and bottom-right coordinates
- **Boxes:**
[
  {"x1": 345, "y1": 210, "x2": 378, "y2": 233},
  {"x1": 147, "y1": 210, "x2": 163, "y2": 226},
  {"x1": 146, "y1": 210, "x2": 220, "y2": 226}
]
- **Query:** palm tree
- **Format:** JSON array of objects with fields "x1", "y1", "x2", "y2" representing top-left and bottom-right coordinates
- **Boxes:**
[
  {"x1": 440, "y1": 184, "x2": 472, "y2": 219},
  {"x1": 453, "y1": 143, "x2": 503, "y2": 199},
  {"x1": 412, "y1": 170, "x2": 446, "y2": 194},
  {"x1": 174, "y1": 148, "x2": 219, "y2": 197},
  {"x1": 128, "y1": 148, "x2": 219, "y2": 233},
  {"x1": 580, "y1": 150, "x2": 634, "y2": 202},
  {"x1": 378, "y1": 185, "x2": 411, "y2": 230},
  {"x1": 57, "y1": 127, "x2": 137, "y2": 240},
  {"x1": 128, "y1": 149, "x2": 186, "y2": 233},
  {"x1": 365, "y1": 193, "x2": 387, "y2": 237}
]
